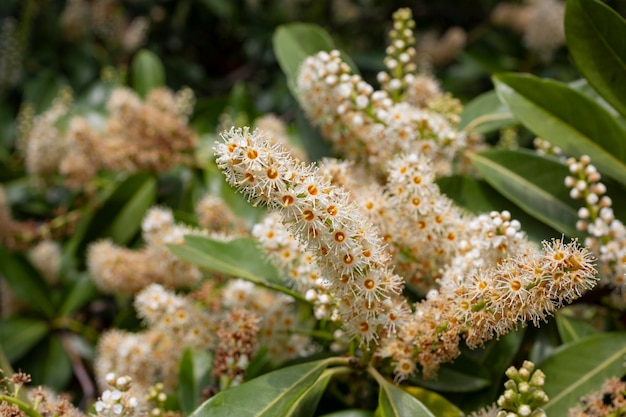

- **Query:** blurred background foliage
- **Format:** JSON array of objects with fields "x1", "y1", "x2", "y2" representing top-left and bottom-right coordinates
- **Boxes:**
[{"x1": 4, "y1": 0, "x2": 626, "y2": 144}]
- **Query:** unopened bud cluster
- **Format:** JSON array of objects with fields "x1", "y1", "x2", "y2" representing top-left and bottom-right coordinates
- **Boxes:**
[
  {"x1": 496, "y1": 361, "x2": 548, "y2": 417},
  {"x1": 94, "y1": 373, "x2": 139, "y2": 417},
  {"x1": 565, "y1": 155, "x2": 626, "y2": 291}
]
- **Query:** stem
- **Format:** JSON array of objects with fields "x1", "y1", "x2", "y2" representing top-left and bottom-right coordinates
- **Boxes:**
[
  {"x1": 366, "y1": 364, "x2": 388, "y2": 387},
  {"x1": 463, "y1": 112, "x2": 514, "y2": 134},
  {"x1": 59, "y1": 333, "x2": 96, "y2": 407},
  {"x1": 0, "y1": 395, "x2": 44, "y2": 417}
]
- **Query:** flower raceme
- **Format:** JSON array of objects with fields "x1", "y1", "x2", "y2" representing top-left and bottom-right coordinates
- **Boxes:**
[
  {"x1": 215, "y1": 127, "x2": 600, "y2": 378},
  {"x1": 215, "y1": 127, "x2": 405, "y2": 344}
]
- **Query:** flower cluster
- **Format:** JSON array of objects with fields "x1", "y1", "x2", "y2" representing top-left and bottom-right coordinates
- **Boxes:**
[
  {"x1": 215, "y1": 126, "x2": 598, "y2": 378},
  {"x1": 568, "y1": 377, "x2": 626, "y2": 417},
  {"x1": 215, "y1": 127, "x2": 405, "y2": 345},
  {"x1": 565, "y1": 155, "x2": 626, "y2": 291},
  {"x1": 87, "y1": 207, "x2": 203, "y2": 295},
  {"x1": 491, "y1": 0, "x2": 566, "y2": 61},
  {"x1": 18, "y1": 85, "x2": 196, "y2": 190},
  {"x1": 93, "y1": 373, "x2": 139, "y2": 417},
  {"x1": 295, "y1": 8, "x2": 472, "y2": 175}
]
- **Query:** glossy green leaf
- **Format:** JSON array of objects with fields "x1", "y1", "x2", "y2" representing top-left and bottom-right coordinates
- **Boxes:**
[
  {"x1": 540, "y1": 332, "x2": 626, "y2": 415},
  {"x1": 284, "y1": 368, "x2": 335, "y2": 417},
  {"x1": 555, "y1": 312, "x2": 600, "y2": 345},
  {"x1": 436, "y1": 175, "x2": 558, "y2": 242},
  {"x1": 0, "y1": 317, "x2": 50, "y2": 362},
  {"x1": 469, "y1": 149, "x2": 581, "y2": 238},
  {"x1": 104, "y1": 176, "x2": 156, "y2": 244},
  {"x1": 493, "y1": 73, "x2": 626, "y2": 187},
  {"x1": 565, "y1": 0, "x2": 626, "y2": 118},
  {"x1": 131, "y1": 49, "x2": 165, "y2": 97},
  {"x1": 0, "y1": 247, "x2": 55, "y2": 317},
  {"x1": 377, "y1": 378, "x2": 436, "y2": 417},
  {"x1": 189, "y1": 359, "x2": 331, "y2": 417},
  {"x1": 168, "y1": 235, "x2": 306, "y2": 302},
  {"x1": 179, "y1": 348, "x2": 214, "y2": 416},
  {"x1": 458, "y1": 90, "x2": 515, "y2": 134},
  {"x1": 402, "y1": 386, "x2": 464, "y2": 417}
]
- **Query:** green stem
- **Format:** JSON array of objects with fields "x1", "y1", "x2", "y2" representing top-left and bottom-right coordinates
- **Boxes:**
[
  {"x1": 463, "y1": 112, "x2": 514, "y2": 134},
  {"x1": 366, "y1": 364, "x2": 388, "y2": 387},
  {"x1": 0, "y1": 395, "x2": 44, "y2": 417}
]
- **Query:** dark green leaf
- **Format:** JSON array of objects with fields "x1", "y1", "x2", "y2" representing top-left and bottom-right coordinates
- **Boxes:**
[
  {"x1": 411, "y1": 354, "x2": 491, "y2": 393},
  {"x1": 24, "y1": 334, "x2": 73, "y2": 391},
  {"x1": 0, "y1": 317, "x2": 50, "y2": 362},
  {"x1": 104, "y1": 176, "x2": 156, "y2": 244},
  {"x1": 458, "y1": 90, "x2": 515, "y2": 134},
  {"x1": 189, "y1": 359, "x2": 331, "y2": 417},
  {"x1": 318, "y1": 411, "x2": 373, "y2": 417},
  {"x1": 493, "y1": 73, "x2": 626, "y2": 187},
  {"x1": 58, "y1": 274, "x2": 100, "y2": 317},
  {"x1": 401, "y1": 386, "x2": 464, "y2": 417},
  {"x1": 169, "y1": 235, "x2": 306, "y2": 302},
  {"x1": 555, "y1": 311, "x2": 600, "y2": 345},
  {"x1": 131, "y1": 49, "x2": 165, "y2": 97},
  {"x1": 179, "y1": 348, "x2": 214, "y2": 415},
  {"x1": 565, "y1": 0, "x2": 626, "y2": 118},
  {"x1": 540, "y1": 332, "x2": 626, "y2": 415},
  {"x1": 0, "y1": 247, "x2": 55, "y2": 317},
  {"x1": 469, "y1": 149, "x2": 581, "y2": 238},
  {"x1": 78, "y1": 173, "x2": 155, "y2": 251},
  {"x1": 377, "y1": 377, "x2": 435, "y2": 417}
]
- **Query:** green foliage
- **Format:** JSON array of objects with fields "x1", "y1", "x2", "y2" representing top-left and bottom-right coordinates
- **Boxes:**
[
  {"x1": 540, "y1": 332, "x2": 626, "y2": 415},
  {"x1": 469, "y1": 149, "x2": 581, "y2": 238},
  {"x1": 189, "y1": 359, "x2": 339, "y2": 417},
  {"x1": 565, "y1": 0, "x2": 626, "y2": 119}
]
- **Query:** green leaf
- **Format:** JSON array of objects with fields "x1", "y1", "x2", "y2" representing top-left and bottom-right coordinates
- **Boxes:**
[
  {"x1": 24, "y1": 334, "x2": 73, "y2": 391},
  {"x1": 458, "y1": 90, "x2": 515, "y2": 134},
  {"x1": 168, "y1": 235, "x2": 307, "y2": 302},
  {"x1": 0, "y1": 317, "x2": 50, "y2": 362},
  {"x1": 283, "y1": 368, "x2": 335, "y2": 417},
  {"x1": 318, "y1": 411, "x2": 374, "y2": 417},
  {"x1": 540, "y1": 332, "x2": 626, "y2": 415},
  {"x1": 565, "y1": 0, "x2": 626, "y2": 119},
  {"x1": 78, "y1": 173, "x2": 155, "y2": 251},
  {"x1": 103, "y1": 176, "x2": 156, "y2": 244},
  {"x1": 555, "y1": 311, "x2": 600, "y2": 344},
  {"x1": 411, "y1": 355, "x2": 492, "y2": 393},
  {"x1": 189, "y1": 359, "x2": 331, "y2": 417},
  {"x1": 436, "y1": 175, "x2": 558, "y2": 242},
  {"x1": 0, "y1": 247, "x2": 55, "y2": 317},
  {"x1": 58, "y1": 274, "x2": 100, "y2": 317},
  {"x1": 469, "y1": 149, "x2": 581, "y2": 238},
  {"x1": 493, "y1": 73, "x2": 626, "y2": 187},
  {"x1": 273, "y1": 24, "x2": 357, "y2": 96},
  {"x1": 178, "y1": 348, "x2": 214, "y2": 415},
  {"x1": 131, "y1": 49, "x2": 165, "y2": 97},
  {"x1": 377, "y1": 378, "x2": 436, "y2": 417},
  {"x1": 401, "y1": 386, "x2": 464, "y2": 417}
]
